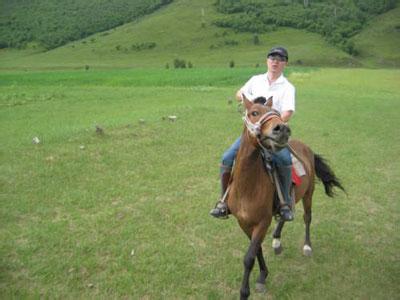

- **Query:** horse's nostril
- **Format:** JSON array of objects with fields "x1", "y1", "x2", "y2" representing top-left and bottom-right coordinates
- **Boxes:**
[
  {"x1": 273, "y1": 124, "x2": 291, "y2": 136},
  {"x1": 273, "y1": 124, "x2": 282, "y2": 133}
]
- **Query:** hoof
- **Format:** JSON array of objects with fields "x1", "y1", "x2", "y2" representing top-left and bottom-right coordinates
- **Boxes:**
[
  {"x1": 272, "y1": 238, "x2": 283, "y2": 255},
  {"x1": 303, "y1": 245, "x2": 312, "y2": 256},
  {"x1": 255, "y1": 282, "x2": 267, "y2": 294},
  {"x1": 274, "y1": 245, "x2": 283, "y2": 255}
]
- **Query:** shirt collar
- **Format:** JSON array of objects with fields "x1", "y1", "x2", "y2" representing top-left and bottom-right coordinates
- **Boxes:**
[{"x1": 265, "y1": 72, "x2": 285, "y2": 85}]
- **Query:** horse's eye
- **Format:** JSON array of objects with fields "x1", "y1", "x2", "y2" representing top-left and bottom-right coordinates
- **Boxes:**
[{"x1": 251, "y1": 111, "x2": 260, "y2": 117}]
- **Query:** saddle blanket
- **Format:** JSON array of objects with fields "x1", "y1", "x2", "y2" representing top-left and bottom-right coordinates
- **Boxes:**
[{"x1": 292, "y1": 155, "x2": 305, "y2": 186}]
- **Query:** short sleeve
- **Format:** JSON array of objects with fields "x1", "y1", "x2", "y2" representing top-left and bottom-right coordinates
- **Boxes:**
[
  {"x1": 280, "y1": 84, "x2": 295, "y2": 112},
  {"x1": 239, "y1": 76, "x2": 255, "y2": 99}
]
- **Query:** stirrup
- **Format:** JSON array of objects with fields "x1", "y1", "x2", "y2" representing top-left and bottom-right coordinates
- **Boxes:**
[
  {"x1": 209, "y1": 201, "x2": 229, "y2": 219},
  {"x1": 280, "y1": 205, "x2": 294, "y2": 222}
]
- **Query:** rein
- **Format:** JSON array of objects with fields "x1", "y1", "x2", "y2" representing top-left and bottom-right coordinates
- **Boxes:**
[{"x1": 243, "y1": 109, "x2": 291, "y2": 210}]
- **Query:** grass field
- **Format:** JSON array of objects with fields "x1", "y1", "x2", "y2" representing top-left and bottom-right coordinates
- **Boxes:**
[{"x1": 1, "y1": 67, "x2": 399, "y2": 299}]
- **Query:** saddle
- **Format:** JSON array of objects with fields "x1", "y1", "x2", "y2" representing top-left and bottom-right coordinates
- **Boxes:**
[
  {"x1": 260, "y1": 149, "x2": 305, "y2": 183},
  {"x1": 292, "y1": 155, "x2": 306, "y2": 185}
]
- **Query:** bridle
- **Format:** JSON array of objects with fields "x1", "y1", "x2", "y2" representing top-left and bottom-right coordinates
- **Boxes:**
[{"x1": 243, "y1": 109, "x2": 283, "y2": 140}]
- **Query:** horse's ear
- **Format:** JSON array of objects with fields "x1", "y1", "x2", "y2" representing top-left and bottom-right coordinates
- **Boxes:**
[
  {"x1": 242, "y1": 94, "x2": 253, "y2": 110},
  {"x1": 265, "y1": 96, "x2": 273, "y2": 108}
]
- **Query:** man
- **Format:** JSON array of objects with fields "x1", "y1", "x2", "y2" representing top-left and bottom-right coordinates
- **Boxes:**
[{"x1": 210, "y1": 46, "x2": 295, "y2": 221}]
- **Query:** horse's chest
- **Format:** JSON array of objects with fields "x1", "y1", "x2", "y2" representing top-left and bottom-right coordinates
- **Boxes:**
[{"x1": 232, "y1": 198, "x2": 270, "y2": 223}]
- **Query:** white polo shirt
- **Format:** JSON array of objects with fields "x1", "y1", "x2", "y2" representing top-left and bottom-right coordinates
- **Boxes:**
[{"x1": 240, "y1": 72, "x2": 295, "y2": 114}]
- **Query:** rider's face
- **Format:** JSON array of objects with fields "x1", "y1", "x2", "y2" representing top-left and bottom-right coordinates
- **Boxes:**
[{"x1": 267, "y1": 55, "x2": 287, "y2": 75}]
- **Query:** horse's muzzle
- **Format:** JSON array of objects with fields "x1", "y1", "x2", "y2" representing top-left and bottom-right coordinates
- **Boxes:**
[
  {"x1": 261, "y1": 124, "x2": 291, "y2": 149},
  {"x1": 273, "y1": 124, "x2": 291, "y2": 139}
]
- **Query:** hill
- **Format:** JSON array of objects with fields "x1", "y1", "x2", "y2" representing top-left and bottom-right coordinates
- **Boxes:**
[
  {"x1": 0, "y1": 0, "x2": 172, "y2": 50},
  {"x1": 351, "y1": 6, "x2": 400, "y2": 67},
  {"x1": 0, "y1": 0, "x2": 354, "y2": 69},
  {"x1": 213, "y1": 0, "x2": 398, "y2": 55},
  {"x1": 0, "y1": 0, "x2": 398, "y2": 69}
]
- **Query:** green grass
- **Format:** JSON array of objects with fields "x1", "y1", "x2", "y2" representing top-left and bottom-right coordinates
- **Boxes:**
[{"x1": 1, "y1": 67, "x2": 400, "y2": 299}]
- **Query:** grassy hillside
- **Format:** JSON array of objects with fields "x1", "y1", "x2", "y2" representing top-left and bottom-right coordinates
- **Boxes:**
[
  {"x1": 213, "y1": 0, "x2": 397, "y2": 55},
  {"x1": 0, "y1": 0, "x2": 354, "y2": 70},
  {"x1": 0, "y1": 0, "x2": 172, "y2": 49},
  {"x1": 352, "y1": 6, "x2": 400, "y2": 67},
  {"x1": 0, "y1": 0, "x2": 398, "y2": 69}
]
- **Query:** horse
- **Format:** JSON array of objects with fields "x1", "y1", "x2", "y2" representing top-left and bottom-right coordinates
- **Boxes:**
[{"x1": 225, "y1": 96, "x2": 344, "y2": 299}]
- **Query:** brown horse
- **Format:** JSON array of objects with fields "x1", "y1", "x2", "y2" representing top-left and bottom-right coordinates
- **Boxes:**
[{"x1": 225, "y1": 97, "x2": 344, "y2": 299}]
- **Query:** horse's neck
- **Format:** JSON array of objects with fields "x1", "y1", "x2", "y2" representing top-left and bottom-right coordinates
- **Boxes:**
[{"x1": 232, "y1": 132, "x2": 271, "y2": 194}]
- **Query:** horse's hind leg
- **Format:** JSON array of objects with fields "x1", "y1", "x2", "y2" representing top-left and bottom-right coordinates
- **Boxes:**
[
  {"x1": 272, "y1": 220, "x2": 285, "y2": 255},
  {"x1": 302, "y1": 194, "x2": 313, "y2": 256},
  {"x1": 255, "y1": 245, "x2": 268, "y2": 293}
]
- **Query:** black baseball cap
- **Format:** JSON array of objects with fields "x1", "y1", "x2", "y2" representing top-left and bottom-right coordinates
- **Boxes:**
[{"x1": 267, "y1": 46, "x2": 288, "y2": 61}]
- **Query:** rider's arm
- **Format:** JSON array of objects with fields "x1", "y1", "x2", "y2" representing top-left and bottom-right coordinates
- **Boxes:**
[
  {"x1": 236, "y1": 76, "x2": 255, "y2": 102},
  {"x1": 235, "y1": 89, "x2": 244, "y2": 102},
  {"x1": 281, "y1": 110, "x2": 293, "y2": 123}
]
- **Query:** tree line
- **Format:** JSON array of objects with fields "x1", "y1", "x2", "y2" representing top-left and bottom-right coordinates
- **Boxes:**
[
  {"x1": 213, "y1": 0, "x2": 397, "y2": 54},
  {"x1": 0, "y1": 0, "x2": 172, "y2": 50}
]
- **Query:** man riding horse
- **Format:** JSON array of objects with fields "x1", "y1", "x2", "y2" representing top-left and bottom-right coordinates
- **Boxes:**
[{"x1": 210, "y1": 46, "x2": 295, "y2": 221}]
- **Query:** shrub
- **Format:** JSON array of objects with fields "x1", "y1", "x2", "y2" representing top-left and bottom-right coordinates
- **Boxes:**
[
  {"x1": 229, "y1": 60, "x2": 235, "y2": 68},
  {"x1": 0, "y1": 41, "x2": 8, "y2": 49},
  {"x1": 131, "y1": 42, "x2": 156, "y2": 51},
  {"x1": 253, "y1": 34, "x2": 260, "y2": 45},
  {"x1": 224, "y1": 39, "x2": 239, "y2": 46},
  {"x1": 173, "y1": 58, "x2": 186, "y2": 68},
  {"x1": 342, "y1": 40, "x2": 359, "y2": 56}
]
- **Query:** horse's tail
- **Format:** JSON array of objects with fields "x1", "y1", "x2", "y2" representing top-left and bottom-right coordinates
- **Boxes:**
[{"x1": 314, "y1": 153, "x2": 345, "y2": 197}]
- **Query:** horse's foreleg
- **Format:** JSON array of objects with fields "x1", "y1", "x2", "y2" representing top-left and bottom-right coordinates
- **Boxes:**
[
  {"x1": 272, "y1": 220, "x2": 285, "y2": 255},
  {"x1": 302, "y1": 196, "x2": 313, "y2": 256},
  {"x1": 255, "y1": 245, "x2": 268, "y2": 293},
  {"x1": 240, "y1": 239, "x2": 260, "y2": 300}
]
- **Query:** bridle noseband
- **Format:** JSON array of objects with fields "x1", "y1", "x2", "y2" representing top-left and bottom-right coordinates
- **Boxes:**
[{"x1": 243, "y1": 109, "x2": 282, "y2": 139}]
